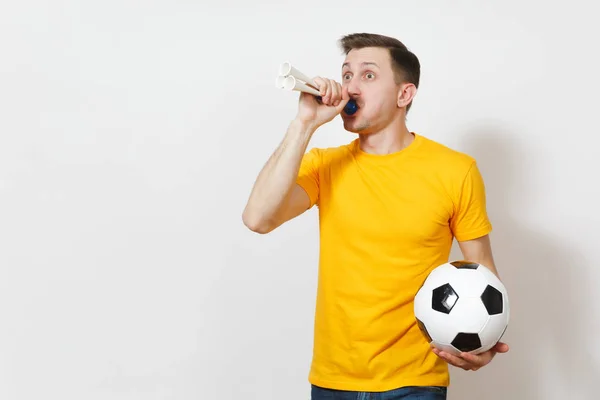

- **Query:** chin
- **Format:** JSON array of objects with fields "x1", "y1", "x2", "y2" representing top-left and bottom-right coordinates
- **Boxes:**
[{"x1": 343, "y1": 119, "x2": 371, "y2": 134}]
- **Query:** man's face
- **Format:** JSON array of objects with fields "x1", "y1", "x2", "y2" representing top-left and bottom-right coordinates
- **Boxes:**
[{"x1": 340, "y1": 47, "x2": 401, "y2": 134}]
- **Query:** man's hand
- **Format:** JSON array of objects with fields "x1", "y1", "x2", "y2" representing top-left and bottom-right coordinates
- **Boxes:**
[
  {"x1": 295, "y1": 77, "x2": 349, "y2": 129},
  {"x1": 432, "y1": 342, "x2": 509, "y2": 371}
]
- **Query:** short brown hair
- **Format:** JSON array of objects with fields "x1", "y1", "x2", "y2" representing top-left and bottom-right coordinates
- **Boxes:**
[{"x1": 339, "y1": 33, "x2": 420, "y2": 111}]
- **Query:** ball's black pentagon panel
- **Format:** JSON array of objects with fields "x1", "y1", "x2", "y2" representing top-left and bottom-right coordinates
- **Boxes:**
[
  {"x1": 450, "y1": 261, "x2": 480, "y2": 270},
  {"x1": 451, "y1": 332, "x2": 482, "y2": 352},
  {"x1": 432, "y1": 283, "x2": 459, "y2": 314},
  {"x1": 481, "y1": 285, "x2": 504, "y2": 315},
  {"x1": 416, "y1": 318, "x2": 432, "y2": 342}
]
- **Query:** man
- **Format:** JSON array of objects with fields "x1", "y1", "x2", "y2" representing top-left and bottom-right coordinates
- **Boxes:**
[{"x1": 242, "y1": 33, "x2": 509, "y2": 399}]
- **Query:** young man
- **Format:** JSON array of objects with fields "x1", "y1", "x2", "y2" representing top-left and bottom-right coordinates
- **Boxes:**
[{"x1": 242, "y1": 33, "x2": 509, "y2": 399}]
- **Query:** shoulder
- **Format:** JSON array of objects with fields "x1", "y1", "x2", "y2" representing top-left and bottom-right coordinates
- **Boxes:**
[
  {"x1": 303, "y1": 141, "x2": 354, "y2": 163},
  {"x1": 416, "y1": 134, "x2": 477, "y2": 175},
  {"x1": 414, "y1": 134, "x2": 486, "y2": 202},
  {"x1": 417, "y1": 134, "x2": 475, "y2": 164}
]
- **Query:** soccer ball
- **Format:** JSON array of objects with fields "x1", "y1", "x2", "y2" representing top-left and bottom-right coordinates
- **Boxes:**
[{"x1": 414, "y1": 261, "x2": 510, "y2": 355}]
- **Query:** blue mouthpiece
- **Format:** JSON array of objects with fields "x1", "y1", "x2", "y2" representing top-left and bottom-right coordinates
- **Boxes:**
[
  {"x1": 316, "y1": 97, "x2": 358, "y2": 115},
  {"x1": 344, "y1": 99, "x2": 358, "y2": 115}
]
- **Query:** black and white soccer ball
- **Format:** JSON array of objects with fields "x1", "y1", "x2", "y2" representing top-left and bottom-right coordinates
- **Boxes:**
[{"x1": 414, "y1": 261, "x2": 510, "y2": 355}]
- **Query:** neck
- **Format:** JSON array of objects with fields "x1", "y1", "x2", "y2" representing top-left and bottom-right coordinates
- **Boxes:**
[{"x1": 357, "y1": 119, "x2": 414, "y2": 155}]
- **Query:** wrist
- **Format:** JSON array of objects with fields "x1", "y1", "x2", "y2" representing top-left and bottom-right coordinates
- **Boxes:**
[{"x1": 290, "y1": 118, "x2": 318, "y2": 138}]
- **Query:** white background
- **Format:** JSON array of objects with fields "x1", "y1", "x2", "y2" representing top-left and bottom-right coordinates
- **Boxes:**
[{"x1": 1, "y1": 1, "x2": 598, "y2": 399}]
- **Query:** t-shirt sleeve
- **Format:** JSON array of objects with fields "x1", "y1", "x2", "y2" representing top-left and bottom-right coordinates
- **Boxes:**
[
  {"x1": 450, "y1": 161, "x2": 493, "y2": 241},
  {"x1": 296, "y1": 147, "x2": 321, "y2": 208}
]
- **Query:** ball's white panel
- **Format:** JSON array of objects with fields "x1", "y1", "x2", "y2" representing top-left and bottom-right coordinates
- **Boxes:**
[
  {"x1": 431, "y1": 341, "x2": 461, "y2": 356},
  {"x1": 414, "y1": 282, "x2": 431, "y2": 319},
  {"x1": 448, "y1": 268, "x2": 489, "y2": 298},
  {"x1": 449, "y1": 297, "x2": 489, "y2": 332},
  {"x1": 417, "y1": 305, "x2": 458, "y2": 344},
  {"x1": 504, "y1": 295, "x2": 510, "y2": 323},
  {"x1": 420, "y1": 264, "x2": 456, "y2": 291},
  {"x1": 478, "y1": 313, "x2": 509, "y2": 353}
]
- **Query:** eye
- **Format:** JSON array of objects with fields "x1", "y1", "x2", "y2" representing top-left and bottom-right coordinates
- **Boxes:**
[
  {"x1": 343, "y1": 73, "x2": 352, "y2": 80},
  {"x1": 365, "y1": 72, "x2": 375, "y2": 79}
]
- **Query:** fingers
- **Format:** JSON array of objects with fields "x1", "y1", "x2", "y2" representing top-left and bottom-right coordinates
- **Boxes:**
[
  {"x1": 458, "y1": 351, "x2": 488, "y2": 368},
  {"x1": 432, "y1": 342, "x2": 507, "y2": 372},
  {"x1": 331, "y1": 81, "x2": 340, "y2": 107},
  {"x1": 332, "y1": 85, "x2": 349, "y2": 112},
  {"x1": 313, "y1": 77, "x2": 343, "y2": 106},
  {"x1": 313, "y1": 77, "x2": 328, "y2": 103},
  {"x1": 432, "y1": 348, "x2": 481, "y2": 371},
  {"x1": 432, "y1": 348, "x2": 470, "y2": 370},
  {"x1": 494, "y1": 342, "x2": 510, "y2": 353},
  {"x1": 341, "y1": 84, "x2": 350, "y2": 101}
]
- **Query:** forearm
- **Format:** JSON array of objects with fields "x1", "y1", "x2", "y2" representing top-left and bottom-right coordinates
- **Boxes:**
[
  {"x1": 458, "y1": 235, "x2": 500, "y2": 278},
  {"x1": 242, "y1": 119, "x2": 316, "y2": 229},
  {"x1": 477, "y1": 254, "x2": 499, "y2": 278}
]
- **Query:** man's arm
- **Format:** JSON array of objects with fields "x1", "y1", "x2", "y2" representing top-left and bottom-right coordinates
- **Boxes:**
[
  {"x1": 242, "y1": 119, "x2": 315, "y2": 234},
  {"x1": 432, "y1": 233, "x2": 509, "y2": 370},
  {"x1": 457, "y1": 234, "x2": 500, "y2": 278},
  {"x1": 242, "y1": 77, "x2": 349, "y2": 234}
]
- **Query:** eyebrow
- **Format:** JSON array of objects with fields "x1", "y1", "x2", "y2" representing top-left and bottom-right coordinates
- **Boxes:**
[{"x1": 342, "y1": 62, "x2": 379, "y2": 69}]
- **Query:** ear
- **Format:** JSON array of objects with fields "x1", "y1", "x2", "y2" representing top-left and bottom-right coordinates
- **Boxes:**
[{"x1": 397, "y1": 83, "x2": 417, "y2": 109}]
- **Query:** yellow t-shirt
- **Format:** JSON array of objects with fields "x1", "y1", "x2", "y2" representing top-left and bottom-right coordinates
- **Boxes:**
[{"x1": 296, "y1": 133, "x2": 492, "y2": 392}]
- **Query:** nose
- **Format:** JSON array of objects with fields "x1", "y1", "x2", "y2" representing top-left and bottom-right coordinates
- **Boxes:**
[{"x1": 345, "y1": 76, "x2": 361, "y2": 98}]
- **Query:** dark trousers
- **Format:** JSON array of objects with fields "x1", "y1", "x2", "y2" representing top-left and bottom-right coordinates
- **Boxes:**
[{"x1": 311, "y1": 384, "x2": 447, "y2": 400}]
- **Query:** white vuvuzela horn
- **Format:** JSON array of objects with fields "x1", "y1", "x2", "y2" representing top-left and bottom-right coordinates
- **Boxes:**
[
  {"x1": 279, "y1": 61, "x2": 318, "y2": 89},
  {"x1": 282, "y1": 75, "x2": 321, "y2": 96},
  {"x1": 274, "y1": 61, "x2": 360, "y2": 115},
  {"x1": 275, "y1": 75, "x2": 287, "y2": 89}
]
